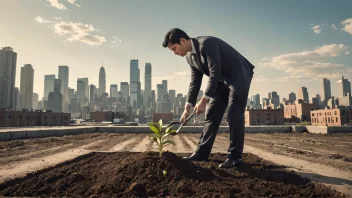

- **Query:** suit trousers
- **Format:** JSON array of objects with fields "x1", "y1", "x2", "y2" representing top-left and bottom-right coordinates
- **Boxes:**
[{"x1": 194, "y1": 80, "x2": 251, "y2": 160}]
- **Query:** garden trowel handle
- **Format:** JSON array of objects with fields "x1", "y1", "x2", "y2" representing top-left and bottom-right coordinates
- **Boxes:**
[{"x1": 183, "y1": 111, "x2": 196, "y2": 125}]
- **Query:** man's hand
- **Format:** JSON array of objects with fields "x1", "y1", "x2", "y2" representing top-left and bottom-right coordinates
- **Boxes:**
[
  {"x1": 180, "y1": 110, "x2": 190, "y2": 124},
  {"x1": 194, "y1": 97, "x2": 209, "y2": 115}
]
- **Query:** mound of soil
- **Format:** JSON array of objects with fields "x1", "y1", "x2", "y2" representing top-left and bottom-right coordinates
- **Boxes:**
[{"x1": 0, "y1": 152, "x2": 343, "y2": 197}]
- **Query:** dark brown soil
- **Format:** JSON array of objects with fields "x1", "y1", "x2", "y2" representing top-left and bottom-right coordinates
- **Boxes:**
[{"x1": 0, "y1": 152, "x2": 343, "y2": 198}]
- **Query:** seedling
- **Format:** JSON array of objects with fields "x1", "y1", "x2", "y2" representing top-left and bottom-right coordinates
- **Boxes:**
[{"x1": 148, "y1": 119, "x2": 176, "y2": 156}]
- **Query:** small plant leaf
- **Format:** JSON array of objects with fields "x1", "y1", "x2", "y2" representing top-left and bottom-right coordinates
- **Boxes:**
[
  {"x1": 165, "y1": 126, "x2": 176, "y2": 134},
  {"x1": 162, "y1": 139, "x2": 175, "y2": 146},
  {"x1": 158, "y1": 119, "x2": 163, "y2": 131},
  {"x1": 148, "y1": 122, "x2": 161, "y2": 136}
]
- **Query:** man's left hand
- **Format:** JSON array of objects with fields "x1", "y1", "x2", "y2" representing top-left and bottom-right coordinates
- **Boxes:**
[{"x1": 194, "y1": 97, "x2": 209, "y2": 115}]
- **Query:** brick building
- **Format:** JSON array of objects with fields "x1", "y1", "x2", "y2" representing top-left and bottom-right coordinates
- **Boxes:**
[
  {"x1": 90, "y1": 111, "x2": 114, "y2": 122},
  {"x1": 284, "y1": 100, "x2": 318, "y2": 122},
  {"x1": 245, "y1": 109, "x2": 284, "y2": 126},
  {"x1": 311, "y1": 108, "x2": 352, "y2": 126},
  {"x1": 152, "y1": 112, "x2": 173, "y2": 123},
  {"x1": 0, "y1": 109, "x2": 71, "y2": 127}
]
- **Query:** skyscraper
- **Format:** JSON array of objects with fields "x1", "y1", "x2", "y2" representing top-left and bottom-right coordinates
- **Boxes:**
[
  {"x1": 44, "y1": 74, "x2": 55, "y2": 101},
  {"x1": 320, "y1": 78, "x2": 331, "y2": 105},
  {"x1": 120, "y1": 82, "x2": 129, "y2": 106},
  {"x1": 77, "y1": 78, "x2": 89, "y2": 104},
  {"x1": 144, "y1": 63, "x2": 152, "y2": 108},
  {"x1": 89, "y1": 84, "x2": 97, "y2": 102},
  {"x1": 162, "y1": 80, "x2": 168, "y2": 95},
  {"x1": 337, "y1": 76, "x2": 351, "y2": 98},
  {"x1": 110, "y1": 84, "x2": 118, "y2": 98},
  {"x1": 288, "y1": 92, "x2": 296, "y2": 104},
  {"x1": 32, "y1": 93, "x2": 39, "y2": 110},
  {"x1": 58, "y1": 66, "x2": 69, "y2": 111},
  {"x1": 298, "y1": 87, "x2": 309, "y2": 103},
  {"x1": 130, "y1": 59, "x2": 139, "y2": 108},
  {"x1": 99, "y1": 66, "x2": 106, "y2": 97},
  {"x1": 157, "y1": 84, "x2": 164, "y2": 102},
  {"x1": 48, "y1": 79, "x2": 62, "y2": 112},
  {"x1": 0, "y1": 47, "x2": 17, "y2": 109},
  {"x1": 20, "y1": 64, "x2": 34, "y2": 109},
  {"x1": 169, "y1": 89, "x2": 176, "y2": 106}
]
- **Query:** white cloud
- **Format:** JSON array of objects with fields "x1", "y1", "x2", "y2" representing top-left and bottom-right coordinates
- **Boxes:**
[
  {"x1": 331, "y1": 24, "x2": 338, "y2": 30},
  {"x1": 261, "y1": 44, "x2": 350, "y2": 80},
  {"x1": 346, "y1": 51, "x2": 351, "y2": 55},
  {"x1": 36, "y1": 16, "x2": 106, "y2": 46},
  {"x1": 46, "y1": 0, "x2": 66, "y2": 10},
  {"x1": 311, "y1": 24, "x2": 322, "y2": 34},
  {"x1": 35, "y1": 16, "x2": 54, "y2": 24},
  {"x1": 341, "y1": 18, "x2": 352, "y2": 35},
  {"x1": 46, "y1": 0, "x2": 80, "y2": 10},
  {"x1": 66, "y1": 0, "x2": 80, "y2": 7},
  {"x1": 54, "y1": 17, "x2": 62, "y2": 21},
  {"x1": 53, "y1": 21, "x2": 106, "y2": 46},
  {"x1": 111, "y1": 36, "x2": 122, "y2": 47},
  {"x1": 253, "y1": 75, "x2": 269, "y2": 82}
]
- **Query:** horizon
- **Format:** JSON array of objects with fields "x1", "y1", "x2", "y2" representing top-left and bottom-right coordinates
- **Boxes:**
[{"x1": 1, "y1": 0, "x2": 352, "y2": 100}]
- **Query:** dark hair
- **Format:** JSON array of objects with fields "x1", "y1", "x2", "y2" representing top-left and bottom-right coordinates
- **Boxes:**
[{"x1": 162, "y1": 28, "x2": 190, "y2": 48}]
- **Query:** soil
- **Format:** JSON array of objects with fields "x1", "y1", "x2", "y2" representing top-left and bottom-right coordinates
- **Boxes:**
[
  {"x1": 242, "y1": 133, "x2": 352, "y2": 172},
  {"x1": 0, "y1": 151, "x2": 343, "y2": 198}
]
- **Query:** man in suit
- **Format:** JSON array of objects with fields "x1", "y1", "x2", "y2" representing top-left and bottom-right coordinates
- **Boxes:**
[{"x1": 162, "y1": 28, "x2": 254, "y2": 168}]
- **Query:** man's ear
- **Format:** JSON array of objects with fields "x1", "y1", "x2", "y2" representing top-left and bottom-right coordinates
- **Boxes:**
[{"x1": 180, "y1": 38, "x2": 186, "y2": 45}]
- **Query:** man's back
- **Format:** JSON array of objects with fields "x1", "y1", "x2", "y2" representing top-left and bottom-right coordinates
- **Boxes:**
[{"x1": 194, "y1": 36, "x2": 254, "y2": 95}]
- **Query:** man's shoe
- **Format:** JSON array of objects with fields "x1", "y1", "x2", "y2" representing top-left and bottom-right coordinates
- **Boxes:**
[
  {"x1": 219, "y1": 158, "x2": 243, "y2": 168},
  {"x1": 183, "y1": 153, "x2": 207, "y2": 161}
]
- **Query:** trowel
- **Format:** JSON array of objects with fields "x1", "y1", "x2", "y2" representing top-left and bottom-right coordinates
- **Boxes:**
[{"x1": 167, "y1": 111, "x2": 196, "y2": 136}]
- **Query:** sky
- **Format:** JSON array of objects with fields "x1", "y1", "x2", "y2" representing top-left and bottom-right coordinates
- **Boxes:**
[{"x1": 1, "y1": 0, "x2": 352, "y2": 100}]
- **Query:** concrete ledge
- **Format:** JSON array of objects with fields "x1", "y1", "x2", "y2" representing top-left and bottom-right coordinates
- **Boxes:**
[
  {"x1": 26, "y1": 130, "x2": 43, "y2": 138},
  {"x1": 0, "y1": 132, "x2": 11, "y2": 141},
  {"x1": 245, "y1": 126, "x2": 291, "y2": 133},
  {"x1": 70, "y1": 128, "x2": 86, "y2": 135},
  {"x1": 2, "y1": 125, "x2": 352, "y2": 141},
  {"x1": 306, "y1": 126, "x2": 328, "y2": 134},
  {"x1": 54, "y1": 129, "x2": 70, "y2": 137},
  {"x1": 41, "y1": 129, "x2": 56, "y2": 137},
  {"x1": 328, "y1": 126, "x2": 352, "y2": 134},
  {"x1": 291, "y1": 126, "x2": 306, "y2": 133},
  {"x1": 10, "y1": 131, "x2": 27, "y2": 140}
]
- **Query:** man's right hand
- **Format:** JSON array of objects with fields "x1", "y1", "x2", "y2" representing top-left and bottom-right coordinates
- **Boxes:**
[{"x1": 180, "y1": 110, "x2": 190, "y2": 124}]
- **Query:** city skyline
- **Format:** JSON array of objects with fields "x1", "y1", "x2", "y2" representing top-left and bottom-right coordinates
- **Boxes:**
[{"x1": 0, "y1": 0, "x2": 351, "y2": 99}]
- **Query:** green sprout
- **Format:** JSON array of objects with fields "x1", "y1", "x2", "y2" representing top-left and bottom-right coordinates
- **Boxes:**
[{"x1": 148, "y1": 119, "x2": 176, "y2": 156}]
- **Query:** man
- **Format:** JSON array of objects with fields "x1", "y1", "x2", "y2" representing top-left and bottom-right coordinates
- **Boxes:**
[{"x1": 162, "y1": 28, "x2": 254, "y2": 168}]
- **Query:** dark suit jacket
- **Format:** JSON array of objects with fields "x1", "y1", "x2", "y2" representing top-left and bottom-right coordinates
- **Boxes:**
[{"x1": 186, "y1": 36, "x2": 255, "y2": 106}]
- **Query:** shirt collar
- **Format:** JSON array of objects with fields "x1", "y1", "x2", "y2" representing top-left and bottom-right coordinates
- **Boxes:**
[{"x1": 190, "y1": 39, "x2": 196, "y2": 54}]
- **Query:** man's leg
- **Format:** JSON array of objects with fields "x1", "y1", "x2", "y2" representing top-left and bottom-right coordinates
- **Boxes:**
[
  {"x1": 226, "y1": 90, "x2": 249, "y2": 160},
  {"x1": 193, "y1": 84, "x2": 229, "y2": 159}
]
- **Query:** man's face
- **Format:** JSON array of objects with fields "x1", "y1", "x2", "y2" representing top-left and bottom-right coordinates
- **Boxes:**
[{"x1": 167, "y1": 39, "x2": 188, "y2": 57}]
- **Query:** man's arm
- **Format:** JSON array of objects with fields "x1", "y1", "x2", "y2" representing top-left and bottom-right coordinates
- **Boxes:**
[
  {"x1": 185, "y1": 65, "x2": 203, "y2": 111},
  {"x1": 203, "y1": 42, "x2": 221, "y2": 100}
]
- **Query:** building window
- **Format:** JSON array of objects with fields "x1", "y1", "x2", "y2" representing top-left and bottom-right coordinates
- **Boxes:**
[
  {"x1": 335, "y1": 111, "x2": 337, "y2": 115},
  {"x1": 312, "y1": 113, "x2": 315, "y2": 116},
  {"x1": 328, "y1": 117, "x2": 330, "y2": 123},
  {"x1": 257, "y1": 118, "x2": 260, "y2": 123},
  {"x1": 336, "y1": 117, "x2": 339, "y2": 123},
  {"x1": 6, "y1": 114, "x2": 11, "y2": 120}
]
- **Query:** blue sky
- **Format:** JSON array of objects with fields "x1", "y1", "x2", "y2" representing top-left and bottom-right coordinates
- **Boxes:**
[{"x1": 1, "y1": 0, "x2": 352, "y2": 100}]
